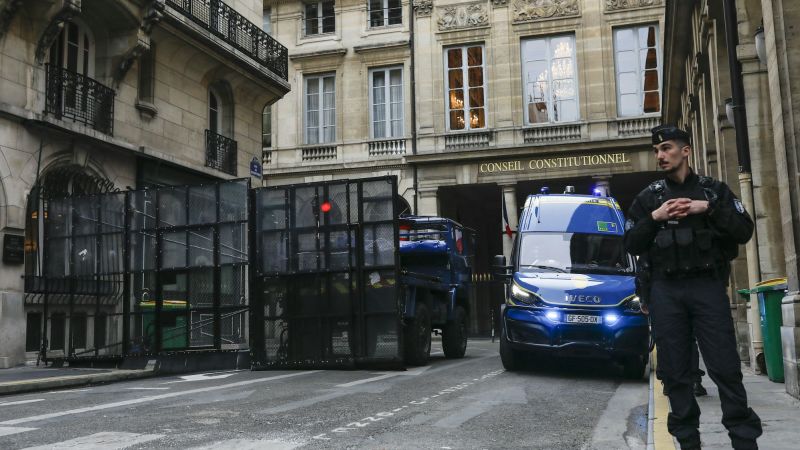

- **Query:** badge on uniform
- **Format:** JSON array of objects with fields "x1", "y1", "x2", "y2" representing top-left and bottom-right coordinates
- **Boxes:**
[{"x1": 734, "y1": 199, "x2": 746, "y2": 214}]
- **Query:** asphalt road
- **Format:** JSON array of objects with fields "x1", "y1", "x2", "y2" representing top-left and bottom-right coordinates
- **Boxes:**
[{"x1": 0, "y1": 339, "x2": 648, "y2": 449}]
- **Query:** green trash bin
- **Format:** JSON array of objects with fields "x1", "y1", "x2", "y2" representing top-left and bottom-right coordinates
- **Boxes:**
[
  {"x1": 139, "y1": 300, "x2": 188, "y2": 350},
  {"x1": 752, "y1": 278, "x2": 788, "y2": 383}
]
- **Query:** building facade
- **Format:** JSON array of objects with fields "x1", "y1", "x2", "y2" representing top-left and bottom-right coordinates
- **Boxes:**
[
  {"x1": 0, "y1": 0, "x2": 290, "y2": 367},
  {"x1": 663, "y1": 0, "x2": 800, "y2": 398},
  {"x1": 264, "y1": 0, "x2": 667, "y2": 334}
]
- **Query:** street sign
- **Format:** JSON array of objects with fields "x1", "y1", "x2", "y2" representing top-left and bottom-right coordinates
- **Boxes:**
[{"x1": 250, "y1": 156, "x2": 262, "y2": 178}]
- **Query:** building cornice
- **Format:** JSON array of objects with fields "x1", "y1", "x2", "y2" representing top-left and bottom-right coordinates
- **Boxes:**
[
  {"x1": 289, "y1": 47, "x2": 347, "y2": 60},
  {"x1": 353, "y1": 39, "x2": 410, "y2": 53}
]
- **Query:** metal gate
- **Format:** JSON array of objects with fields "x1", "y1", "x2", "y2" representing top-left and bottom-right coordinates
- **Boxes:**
[
  {"x1": 27, "y1": 179, "x2": 250, "y2": 363},
  {"x1": 250, "y1": 176, "x2": 401, "y2": 369}
]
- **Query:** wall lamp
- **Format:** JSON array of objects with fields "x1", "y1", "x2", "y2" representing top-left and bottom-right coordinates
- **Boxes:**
[{"x1": 754, "y1": 25, "x2": 767, "y2": 65}]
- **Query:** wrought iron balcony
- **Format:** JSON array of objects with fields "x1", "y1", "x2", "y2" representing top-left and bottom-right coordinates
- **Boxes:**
[
  {"x1": 45, "y1": 64, "x2": 115, "y2": 135},
  {"x1": 205, "y1": 129, "x2": 237, "y2": 175},
  {"x1": 165, "y1": 0, "x2": 288, "y2": 80}
]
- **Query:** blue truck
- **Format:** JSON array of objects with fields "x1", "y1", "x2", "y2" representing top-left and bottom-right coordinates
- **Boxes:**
[
  {"x1": 399, "y1": 216, "x2": 475, "y2": 366},
  {"x1": 495, "y1": 188, "x2": 649, "y2": 379}
]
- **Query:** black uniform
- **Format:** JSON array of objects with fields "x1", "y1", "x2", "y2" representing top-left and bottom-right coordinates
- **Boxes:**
[{"x1": 625, "y1": 169, "x2": 762, "y2": 450}]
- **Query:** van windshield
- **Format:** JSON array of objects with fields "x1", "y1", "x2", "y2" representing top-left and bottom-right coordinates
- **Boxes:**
[{"x1": 518, "y1": 232, "x2": 632, "y2": 275}]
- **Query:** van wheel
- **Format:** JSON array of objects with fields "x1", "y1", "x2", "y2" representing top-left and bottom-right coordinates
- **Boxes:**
[
  {"x1": 623, "y1": 356, "x2": 648, "y2": 380},
  {"x1": 404, "y1": 303, "x2": 431, "y2": 366},
  {"x1": 442, "y1": 306, "x2": 467, "y2": 359},
  {"x1": 499, "y1": 325, "x2": 520, "y2": 371}
]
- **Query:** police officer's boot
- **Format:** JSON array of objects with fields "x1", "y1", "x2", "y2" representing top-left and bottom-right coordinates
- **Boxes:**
[{"x1": 693, "y1": 381, "x2": 708, "y2": 397}]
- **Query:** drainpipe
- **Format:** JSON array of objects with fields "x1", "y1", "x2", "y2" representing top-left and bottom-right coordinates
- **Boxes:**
[
  {"x1": 722, "y1": 0, "x2": 763, "y2": 371},
  {"x1": 409, "y1": 1, "x2": 418, "y2": 214}
]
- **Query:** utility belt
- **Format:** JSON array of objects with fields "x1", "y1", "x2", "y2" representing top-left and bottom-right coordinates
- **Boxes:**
[{"x1": 649, "y1": 227, "x2": 727, "y2": 279}]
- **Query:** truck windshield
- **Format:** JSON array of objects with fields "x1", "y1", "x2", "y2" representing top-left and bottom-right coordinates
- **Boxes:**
[{"x1": 518, "y1": 232, "x2": 632, "y2": 275}]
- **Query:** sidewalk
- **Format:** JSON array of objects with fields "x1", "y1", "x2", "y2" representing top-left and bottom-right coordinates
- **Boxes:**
[
  {"x1": 0, "y1": 363, "x2": 155, "y2": 396},
  {"x1": 649, "y1": 357, "x2": 800, "y2": 449}
]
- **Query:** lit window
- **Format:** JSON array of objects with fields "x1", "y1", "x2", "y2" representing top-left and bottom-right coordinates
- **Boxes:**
[
  {"x1": 305, "y1": 74, "x2": 336, "y2": 144},
  {"x1": 614, "y1": 24, "x2": 661, "y2": 116},
  {"x1": 521, "y1": 34, "x2": 579, "y2": 124},
  {"x1": 444, "y1": 45, "x2": 486, "y2": 131},
  {"x1": 370, "y1": 67, "x2": 404, "y2": 138}
]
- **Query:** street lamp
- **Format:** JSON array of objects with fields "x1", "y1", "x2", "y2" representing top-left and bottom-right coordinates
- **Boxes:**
[
  {"x1": 754, "y1": 25, "x2": 767, "y2": 65},
  {"x1": 725, "y1": 97, "x2": 735, "y2": 128}
]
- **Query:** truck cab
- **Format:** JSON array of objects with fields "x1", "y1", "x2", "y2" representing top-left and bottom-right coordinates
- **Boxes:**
[
  {"x1": 399, "y1": 216, "x2": 475, "y2": 366},
  {"x1": 496, "y1": 188, "x2": 649, "y2": 378}
]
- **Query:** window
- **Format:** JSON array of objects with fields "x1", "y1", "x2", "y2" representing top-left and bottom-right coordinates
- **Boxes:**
[
  {"x1": 445, "y1": 45, "x2": 486, "y2": 131},
  {"x1": 370, "y1": 67, "x2": 403, "y2": 138},
  {"x1": 522, "y1": 35, "x2": 578, "y2": 124},
  {"x1": 262, "y1": 105, "x2": 272, "y2": 149},
  {"x1": 262, "y1": 8, "x2": 272, "y2": 34},
  {"x1": 305, "y1": 74, "x2": 336, "y2": 144},
  {"x1": 209, "y1": 88, "x2": 221, "y2": 134},
  {"x1": 369, "y1": 0, "x2": 402, "y2": 28},
  {"x1": 49, "y1": 21, "x2": 93, "y2": 76},
  {"x1": 614, "y1": 24, "x2": 661, "y2": 116},
  {"x1": 137, "y1": 43, "x2": 156, "y2": 105},
  {"x1": 305, "y1": 1, "x2": 335, "y2": 36}
]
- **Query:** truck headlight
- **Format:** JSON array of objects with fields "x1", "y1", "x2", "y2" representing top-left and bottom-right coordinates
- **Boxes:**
[{"x1": 510, "y1": 282, "x2": 534, "y2": 305}]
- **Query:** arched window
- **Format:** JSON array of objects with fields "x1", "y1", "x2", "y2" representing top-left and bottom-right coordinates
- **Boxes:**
[
  {"x1": 209, "y1": 88, "x2": 221, "y2": 134},
  {"x1": 49, "y1": 20, "x2": 94, "y2": 77},
  {"x1": 262, "y1": 104, "x2": 272, "y2": 150},
  {"x1": 207, "y1": 81, "x2": 234, "y2": 138}
]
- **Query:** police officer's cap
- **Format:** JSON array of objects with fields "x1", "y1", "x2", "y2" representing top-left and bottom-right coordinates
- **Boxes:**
[{"x1": 651, "y1": 124, "x2": 691, "y2": 145}]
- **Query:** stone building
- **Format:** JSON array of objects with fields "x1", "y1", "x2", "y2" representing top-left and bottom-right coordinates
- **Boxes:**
[
  {"x1": 662, "y1": 0, "x2": 800, "y2": 398},
  {"x1": 0, "y1": 0, "x2": 289, "y2": 367},
  {"x1": 264, "y1": 0, "x2": 667, "y2": 333}
]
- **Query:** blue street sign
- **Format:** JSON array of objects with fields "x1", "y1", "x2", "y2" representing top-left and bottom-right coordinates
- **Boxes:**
[{"x1": 250, "y1": 156, "x2": 262, "y2": 177}]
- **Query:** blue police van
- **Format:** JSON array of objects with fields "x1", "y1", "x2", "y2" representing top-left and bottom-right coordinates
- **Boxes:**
[{"x1": 495, "y1": 187, "x2": 649, "y2": 379}]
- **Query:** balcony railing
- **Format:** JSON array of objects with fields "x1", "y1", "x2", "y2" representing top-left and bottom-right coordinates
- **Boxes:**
[
  {"x1": 616, "y1": 116, "x2": 661, "y2": 137},
  {"x1": 165, "y1": 0, "x2": 288, "y2": 80},
  {"x1": 205, "y1": 129, "x2": 237, "y2": 175},
  {"x1": 45, "y1": 64, "x2": 115, "y2": 135},
  {"x1": 368, "y1": 138, "x2": 406, "y2": 156},
  {"x1": 302, "y1": 146, "x2": 337, "y2": 161},
  {"x1": 523, "y1": 123, "x2": 582, "y2": 144},
  {"x1": 445, "y1": 130, "x2": 493, "y2": 150}
]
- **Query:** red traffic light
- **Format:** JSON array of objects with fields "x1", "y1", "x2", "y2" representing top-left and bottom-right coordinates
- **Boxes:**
[{"x1": 320, "y1": 201, "x2": 332, "y2": 213}]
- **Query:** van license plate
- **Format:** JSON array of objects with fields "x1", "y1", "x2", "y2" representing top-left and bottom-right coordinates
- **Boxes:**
[{"x1": 566, "y1": 314, "x2": 601, "y2": 324}]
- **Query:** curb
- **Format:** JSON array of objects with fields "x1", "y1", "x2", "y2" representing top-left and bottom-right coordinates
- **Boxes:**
[
  {"x1": 0, "y1": 369, "x2": 156, "y2": 396},
  {"x1": 649, "y1": 347, "x2": 677, "y2": 450}
]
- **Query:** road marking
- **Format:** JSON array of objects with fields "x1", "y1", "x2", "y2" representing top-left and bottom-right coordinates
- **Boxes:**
[
  {"x1": 45, "y1": 389, "x2": 92, "y2": 394},
  {"x1": 21, "y1": 431, "x2": 163, "y2": 449},
  {"x1": 313, "y1": 369, "x2": 504, "y2": 441},
  {"x1": 163, "y1": 372, "x2": 240, "y2": 384},
  {"x1": 651, "y1": 348, "x2": 676, "y2": 450},
  {"x1": 0, "y1": 426, "x2": 37, "y2": 437},
  {"x1": 335, "y1": 365, "x2": 431, "y2": 387},
  {"x1": 126, "y1": 387, "x2": 170, "y2": 391},
  {"x1": 0, "y1": 399, "x2": 45, "y2": 406},
  {"x1": 0, "y1": 371, "x2": 320, "y2": 426}
]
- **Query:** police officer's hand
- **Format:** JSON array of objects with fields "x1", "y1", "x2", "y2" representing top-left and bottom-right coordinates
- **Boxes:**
[
  {"x1": 651, "y1": 198, "x2": 691, "y2": 221},
  {"x1": 686, "y1": 200, "x2": 709, "y2": 216}
]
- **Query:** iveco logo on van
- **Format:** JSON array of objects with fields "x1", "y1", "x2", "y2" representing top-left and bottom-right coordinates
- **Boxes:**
[{"x1": 567, "y1": 294, "x2": 602, "y2": 304}]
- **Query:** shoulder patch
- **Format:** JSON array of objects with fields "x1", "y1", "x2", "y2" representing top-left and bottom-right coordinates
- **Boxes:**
[
  {"x1": 648, "y1": 180, "x2": 665, "y2": 194},
  {"x1": 698, "y1": 175, "x2": 715, "y2": 187},
  {"x1": 734, "y1": 199, "x2": 746, "y2": 214}
]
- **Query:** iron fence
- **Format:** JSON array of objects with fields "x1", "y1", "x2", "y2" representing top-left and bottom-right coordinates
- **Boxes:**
[
  {"x1": 205, "y1": 129, "x2": 238, "y2": 175},
  {"x1": 45, "y1": 64, "x2": 115, "y2": 135},
  {"x1": 165, "y1": 0, "x2": 288, "y2": 80}
]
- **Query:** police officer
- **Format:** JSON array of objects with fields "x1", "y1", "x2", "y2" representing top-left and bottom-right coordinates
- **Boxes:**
[{"x1": 624, "y1": 125, "x2": 762, "y2": 450}]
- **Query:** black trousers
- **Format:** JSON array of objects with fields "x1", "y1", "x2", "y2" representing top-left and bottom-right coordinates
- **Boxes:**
[
  {"x1": 656, "y1": 335, "x2": 704, "y2": 384},
  {"x1": 650, "y1": 277, "x2": 762, "y2": 450}
]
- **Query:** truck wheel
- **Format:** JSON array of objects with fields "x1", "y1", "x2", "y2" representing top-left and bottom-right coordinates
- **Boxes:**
[
  {"x1": 404, "y1": 303, "x2": 431, "y2": 366},
  {"x1": 499, "y1": 325, "x2": 520, "y2": 371},
  {"x1": 623, "y1": 355, "x2": 648, "y2": 380},
  {"x1": 442, "y1": 306, "x2": 467, "y2": 359}
]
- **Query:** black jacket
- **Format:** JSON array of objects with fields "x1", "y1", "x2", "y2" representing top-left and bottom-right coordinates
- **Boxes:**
[{"x1": 624, "y1": 171, "x2": 754, "y2": 258}]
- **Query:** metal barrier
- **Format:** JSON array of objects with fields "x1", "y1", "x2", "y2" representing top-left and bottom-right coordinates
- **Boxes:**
[{"x1": 250, "y1": 176, "x2": 401, "y2": 369}]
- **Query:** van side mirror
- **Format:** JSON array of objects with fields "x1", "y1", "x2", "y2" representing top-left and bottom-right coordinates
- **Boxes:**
[{"x1": 492, "y1": 255, "x2": 512, "y2": 281}]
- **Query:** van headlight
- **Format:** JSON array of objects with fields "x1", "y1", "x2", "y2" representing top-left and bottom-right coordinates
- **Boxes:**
[
  {"x1": 510, "y1": 282, "x2": 534, "y2": 305},
  {"x1": 624, "y1": 296, "x2": 642, "y2": 313}
]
